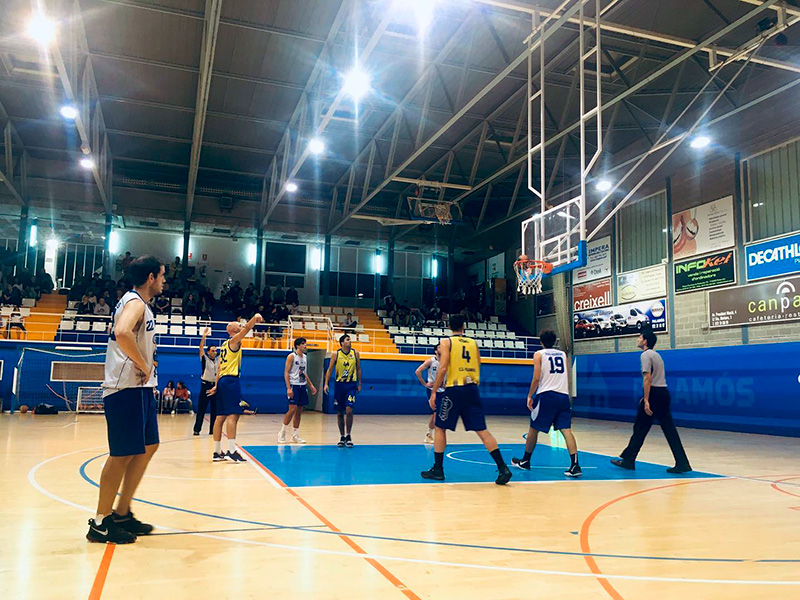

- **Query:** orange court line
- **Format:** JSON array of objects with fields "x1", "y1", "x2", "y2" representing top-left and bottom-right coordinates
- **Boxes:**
[
  {"x1": 237, "y1": 445, "x2": 422, "y2": 600},
  {"x1": 88, "y1": 543, "x2": 116, "y2": 600}
]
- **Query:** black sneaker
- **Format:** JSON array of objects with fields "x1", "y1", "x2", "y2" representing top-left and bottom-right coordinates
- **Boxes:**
[
  {"x1": 421, "y1": 467, "x2": 445, "y2": 481},
  {"x1": 86, "y1": 515, "x2": 136, "y2": 544},
  {"x1": 337, "y1": 436, "x2": 346, "y2": 448},
  {"x1": 112, "y1": 511, "x2": 154, "y2": 536},
  {"x1": 511, "y1": 457, "x2": 531, "y2": 470},
  {"x1": 611, "y1": 458, "x2": 635, "y2": 470},
  {"x1": 227, "y1": 450, "x2": 247, "y2": 463},
  {"x1": 565, "y1": 464, "x2": 583, "y2": 478},
  {"x1": 667, "y1": 464, "x2": 692, "y2": 474},
  {"x1": 193, "y1": 431, "x2": 200, "y2": 436},
  {"x1": 495, "y1": 465, "x2": 512, "y2": 485},
  {"x1": 212, "y1": 451, "x2": 227, "y2": 462},
  {"x1": 345, "y1": 435, "x2": 354, "y2": 448}
]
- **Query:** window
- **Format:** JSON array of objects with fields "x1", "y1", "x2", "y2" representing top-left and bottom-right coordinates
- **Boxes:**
[
  {"x1": 618, "y1": 190, "x2": 667, "y2": 273},
  {"x1": 745, "y1": 138, "x2": 800, "y2": 242},
  {"x1": 265, "y1": 242, "x2": 305, "y2": 274}
]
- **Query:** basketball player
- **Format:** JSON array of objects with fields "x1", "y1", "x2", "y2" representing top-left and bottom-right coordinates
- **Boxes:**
[
  {"x1": 511, "y1": 330, "x2": 581, "y2": 477},
  {"x1": 193, "y1": 327, "x2": 217, "y2": 436},
  {"x1": 611, "y1": 329, "x2": 692, "y2": 473},
  {"x1": 415, "y1": 343, "x2": 443, "y2": 444},
  {"x1": 87, "y1": 256, "x2": 164, "y2": 544},
  {"x1": 278, "y1": 337, "x2": 317, "y2": 444},
  {"x1": 209, "y1": 313, "x2": 263, "y2": 462},
  {"x1": 421, "y1": 315, "x2": 512, "y2": 485},
  {"x1": 324, "y1": 333, "x2": 360, "y2": 448}
]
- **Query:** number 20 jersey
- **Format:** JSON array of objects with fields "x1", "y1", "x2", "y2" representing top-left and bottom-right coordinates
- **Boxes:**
[{"x1": 536, "y1": 348, "x2": 569, "y2": 395}]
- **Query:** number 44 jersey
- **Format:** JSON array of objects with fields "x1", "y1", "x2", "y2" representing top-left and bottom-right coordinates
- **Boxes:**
[{"x1": 537, "y1": 349, "x2": 569, "y2": 395}]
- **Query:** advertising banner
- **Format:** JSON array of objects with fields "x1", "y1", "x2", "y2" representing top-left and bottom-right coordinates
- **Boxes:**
[
  {"x1": 672, "y1": 196, "x2": 735, "y2": 260},
  {"x1": 709, "y1": 275, "x2": 800, "y2": 328},
  {"x1": 573, "y1": 278, "x2": 612, "y2": 312},
  {"x1": 573, "y1": 236, "x2": 611, "y2": 283},
  {"x1": 745, "y1": 231, "x2": 800, "y2": 281},
  {"x1": 574, "y1": 298, "x2": 667, "y2": 340},
  {"x1": 674, "y1": 250, "x2": 736, "y2": 294},
  {"x1": 617, "y1": 264, "x2": 667, "y2": 302}
]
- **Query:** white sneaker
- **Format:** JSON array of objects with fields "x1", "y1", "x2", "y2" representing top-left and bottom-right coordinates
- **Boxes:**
[
  {"x1": 291, "y1": 434, "x2": 306, "y2": 444},
  {"x1": 278, "y1": 430, "x2": 287, "y2": 444},
  {"x1": 424, "y1": 433, "x2": 434, "y2": 444}
]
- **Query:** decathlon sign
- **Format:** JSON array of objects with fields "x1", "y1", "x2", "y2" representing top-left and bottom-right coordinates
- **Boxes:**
[{"x1": 745, "y1": 231, "x2": 800, "y2": 281}]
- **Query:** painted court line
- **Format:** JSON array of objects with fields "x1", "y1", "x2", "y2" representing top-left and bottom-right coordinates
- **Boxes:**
[
  {"x1": 87, "y1": 544, "x2": 115, "y2": 600},
  {"x1": 238, "y1": 445, "x2": 422, "y2": 600}
]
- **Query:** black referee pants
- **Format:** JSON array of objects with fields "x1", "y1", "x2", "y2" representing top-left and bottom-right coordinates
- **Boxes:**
[
  {"x1": 193, "y1": 380, "x2": 217, "y2": 435},
  {"x1": 620, "y1": 387, "x2": 691, "y2": 468}
]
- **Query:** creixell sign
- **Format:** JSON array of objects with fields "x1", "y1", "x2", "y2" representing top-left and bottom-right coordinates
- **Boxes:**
[{"x1": 708, "y1": 275, "x2": 800, "y2": 328}]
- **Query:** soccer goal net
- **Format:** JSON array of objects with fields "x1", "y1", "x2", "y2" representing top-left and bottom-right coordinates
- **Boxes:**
[{"x1": 15, "y1": 347, "x2": 106, "y2": 412}]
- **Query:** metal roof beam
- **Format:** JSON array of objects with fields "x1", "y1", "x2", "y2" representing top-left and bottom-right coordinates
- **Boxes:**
[
  {"x1": 186, "y1": 0, "x2": 222, "y2": 220},
  {"x1": 0, "y1": 99, "x2": 27, "y2": 206}
]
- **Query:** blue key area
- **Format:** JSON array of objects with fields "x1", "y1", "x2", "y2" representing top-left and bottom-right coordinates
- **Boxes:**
[{"x1": 243, "y1": 443, "x2": 719, "y2": 487}]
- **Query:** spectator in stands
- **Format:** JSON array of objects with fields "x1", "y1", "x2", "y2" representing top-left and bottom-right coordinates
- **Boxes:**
[
  {"x1": 6, "y1": 307, "x2": 26, "y2": 339},
  {"x1": 343, "y1": 312, "x2": 358, "y2": 331},
  {"x1": 396, "y1": 299, "x2": 411, "y2": 327},
  {"x1": 410, "y1": 303, "x2": 425, "y2": 328},
  {"x1": 121, "y1": 251, "x2": 135, "y2": 272},
  {"x1": 77, "y1": 295, "x2": 94, "y2": 315},
  {"x1": 94, "y1": 297, "x2": 111, "y2": 316},
  {"x1": 272, "y1": 284, "x2": 284, "y2": 305},
  {"x1": 286, "y1": 285, "x2": 299, "y2": 306},
  {"x1": 8, "y1": 283, "x2": 22, "y2": 307},
  {"x1": 36, "y1": 269, "x2": 54, "y2": 294},
  {"x1": 198, "y1": 295, "x2": 211, "y2": 320},
  {"x1": 382, "y1": 295, "x2": 397, "y2": 320},
  {"x1": 23, "y1": 285, "x2": 37, "y2": 301},
  {"x1": 428, "y1": 303, "x2": 443, "y2": 325},
  {"x1": 1, "y1": 284, "x2": 13, "y2": 306},
  {"x1": 161, "y1": 381, "x2": 176, "y2": 413},
  {"x1": 175, "y1": 382, "x2": 191, "y2": 414},
  {"x1": 18, "y1": 267, "x2": 33, "y2": 288},
  {"x1": 170, "y1": 256, "x2": 182, "y2": 280},
  {"x1": 183, "y1": 292, "x2": 199, "y2": 317}
]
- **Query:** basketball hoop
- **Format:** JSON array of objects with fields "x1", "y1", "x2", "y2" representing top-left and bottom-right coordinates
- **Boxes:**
[{"x1": 514, "y1": 256, "x2": 553, "y2": 295}]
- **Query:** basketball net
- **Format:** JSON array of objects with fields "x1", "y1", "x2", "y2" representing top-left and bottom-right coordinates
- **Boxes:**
[{"x1": 514, "y1": 258, "x2": 552, "y2": 295}]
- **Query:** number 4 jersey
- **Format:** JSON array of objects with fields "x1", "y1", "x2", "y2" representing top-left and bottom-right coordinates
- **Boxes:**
[
  {"x1": 536, "y1": 348, "x2": 569, "y2": 395},
  {"x1": 447, "y1": 336, "x2": 480, "y2": 387}
]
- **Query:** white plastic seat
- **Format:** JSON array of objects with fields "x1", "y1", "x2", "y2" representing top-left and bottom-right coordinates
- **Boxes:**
[
  {"x1": 156, "y1": 314, "x2": 168, "y2": 323},
  {"x1": 184, "y1": 326, "x2": 198, "y2": 336},
  {"x1": 422, "y1": 327, "x2": 433, "y2": 335},
  {"x1": 19, "y1": 308, "x2": 31, "y2": 317},
  {"x1": 514, "y1": 341, "x2": 525, "y2": 350},
  {"x1": 433, "y1": 328, "x2": 443, "y2": 336},
  {"x1": 486, "y1": 331, "x2": 496, "y2": 339},
  {"x1": 504, "y1": 340, "x2": 515, "y2": 349},
  {"x1": 417, "y1": 336, "x2": 428, "y2": 346},
  {"x1": 155, "y1": 324, "x2": 169, "y2": 335},
  {"x1": 333, "y1": 307, "x2": 344, "y2": 315},
  {"x1": 389, "y1": 326, "x2": 400, "y2": 334},
  {"x1": 92, "y1": 321, "x2": 107, "y2": 332},
  {"x1": 60, "y1": 320, "x2": 74, "y2": 331},
  {"x1": 297, "y1": 305, "x2": 308, "y2": 312},
  {"x1": 21, "y1": 298, "x2": 35, "y2": 308},
  {"x1": 76, "y1": 321, "x2": 90, "y2": 331},
  {"x1": 498, "y1": 323, "x2": 507, "y2": 330},
  {"x1": 490, "y1": 316, "x2": 499, "y2": 323},
  {"x1": 64, "y1": 309, "x2": 78, "y2": 317},
  {"x1": 0, "y1": 307, "x2": 12, "y2": 317},
  {"x1": 358, "y1": 334, "x2": 369, "y2": 343},
  {"x1": 184, "y1": 315, "x2": 197, "y2": 325},
  {"x1": 306, "y1": 322, "x2": 317, "y2": 331},
  {"x1": 487, "y1": 323, "x2": 497, "y2": 330},
  {"x1": 400, "y1": 327, "x2": 411, "y2": 335},
  {"x1": 485, "y1": 340, "x2": 495, "y2": 348},
  {"x1": 171, "y1": 298, "x2": 183, "y2": 307},
  {"x1": 467, "y1": 322, "x2": 477, "y2": 329},
  {"x1": 377, "y1": 310, "x2": 386, "y2": 317},
  {"x1": 67, "y1": 301, "x2": 79, "y2": 309},
  {"x1": 170, "y1": 315, "x2": 183, "y2": 324},
  {"x1": 355, "y1": 324, "x2": 365, "y2": 332},
  {"x1": 477, "y1": 322, "x2": 487, "y2": 330},
  {"x1": 170, "y1": 325, "x2": 182, "y2": 335}
]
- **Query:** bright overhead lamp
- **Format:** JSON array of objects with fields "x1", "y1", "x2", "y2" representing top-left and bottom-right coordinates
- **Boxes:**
[
  {"x1": 285, "y1": 182, "x2": 298, "y2": 193},
  {"x1": 26, "y1": 13, "x2": 57, "y2": 46},
  {"x1": 342, "y1": 66, "x2": 371, "y2": 101},
  {"x1": 595, "y1": 179, "x2": 612, "y2": 192},
  {"x1": 690, "y1": 135, "x2": 711, "y2": 149},
  {"x1": 309, "y1": 138, "x2": 325, "y2": 155},
  {"x1": 60, "y1": 105, "x2": 78, "y2": 120},
  {"x1": 46, "y1": 237, "x2": 59, "y2": 251},
  {"x1": 79, "y1": 157, "x2": 95, "y2": 170}
]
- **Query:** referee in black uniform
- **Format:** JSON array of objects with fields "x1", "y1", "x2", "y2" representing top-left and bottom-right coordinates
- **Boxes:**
[{"x1": 193, "y1": 327, "x2": 218, "y2": 435}]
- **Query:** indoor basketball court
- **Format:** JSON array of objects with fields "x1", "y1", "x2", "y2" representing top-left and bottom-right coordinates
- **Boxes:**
[{"x1": 1, "y1": 0, "x2": 800, "y2": 599}]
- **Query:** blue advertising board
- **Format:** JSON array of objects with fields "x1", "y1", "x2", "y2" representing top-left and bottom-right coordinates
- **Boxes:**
[{"x1": 745, "y1": 231, "x2": 800, "y2": 281}]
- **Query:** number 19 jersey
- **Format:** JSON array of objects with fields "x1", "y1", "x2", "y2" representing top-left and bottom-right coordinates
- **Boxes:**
[
  {"x1": 446, "y1": 336, "x2": 480, "y2": 387},
  {"x1": 536, "y1": 348, "x2": 569, "y2": 395}
]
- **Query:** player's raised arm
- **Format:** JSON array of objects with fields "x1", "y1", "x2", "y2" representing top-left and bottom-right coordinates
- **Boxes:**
[
  {"x1": 431, "y1": 338, "x2": 450, "y2": 392},
  {"x1": 416, "y1": 358, "x2": 433, "y2": 388},
  {"x1": 527, "y1": 352, "x2": 543, "y2": 411},
  {"x1": 230, "y1": 313, "x2": 263, "y2": 349},
  {"x1": 200, "y1": 326, "x2": 209, "y2": 358},
  {"x1": 113, "y1": 299, "x2": 149, "y2": 376}
]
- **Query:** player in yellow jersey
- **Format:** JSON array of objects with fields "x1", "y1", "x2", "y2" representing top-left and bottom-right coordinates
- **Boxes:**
[
  {"x1": 208, "y1": 313, "x2": 262, "y2": 463},
  {"x1": 421, "y1": 315, "x2": 512, "y2": 485},
  {"x1": 324, "y1": 333, "x2": 361, "y2": 448}
]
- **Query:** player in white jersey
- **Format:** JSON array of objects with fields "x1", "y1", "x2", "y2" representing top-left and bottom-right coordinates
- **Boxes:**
[
  {"x1": 279, "y1": 337, "x2": 317, "y2": 444},
  {"x1": 512, "y1": 330, "x2": 582, "y2": 477},
  {"x1": 415, "y1": 343, "x2": 445, "y2": 444},
  {"x1": 87, "y1": 256, "x2": 165, "y2": 545}
]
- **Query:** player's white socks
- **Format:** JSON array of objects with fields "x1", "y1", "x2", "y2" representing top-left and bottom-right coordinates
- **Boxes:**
[
  {"x1": 280, "y1": 424, "x2": 287, "y2": 433},
  {"x1": 95, "y1": 513, "x2": 107, "y2": 525},
  {"x1": 293, "y1": 428, "x2": 300, "y2": 437},
  {"x1": 214, "y1": 440, "x2": 222, "y2": 453},
  {"x1": 228, "y1": 438, "x2": 237, "y2": 452}
]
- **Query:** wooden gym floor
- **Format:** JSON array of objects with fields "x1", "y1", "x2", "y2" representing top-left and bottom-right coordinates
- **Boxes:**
[{"x1": 1, "y1": 411, "x2": 798, "y2": 599}]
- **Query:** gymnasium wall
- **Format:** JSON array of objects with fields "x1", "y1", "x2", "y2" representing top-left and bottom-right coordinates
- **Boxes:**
[{"x1": 574, "y1": 341, "x2": 800, "y2": 438}]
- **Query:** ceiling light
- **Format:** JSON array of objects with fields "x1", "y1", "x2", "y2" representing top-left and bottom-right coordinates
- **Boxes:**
[
  {"x1": 595, "y1": 179, "x2": 612, "y2": 192},
  {"x1": 342, "y1": 66, "x2": 371, "y2": 101},
  {"x1": 690, "y1": 135, "x2": 711, "y2": 149},
  {"x1": 285, "y1": 182, "x2": 298, "y2": 193},
  {"x1": 46, "y1": 237, "x2": 59, "y2": 251},
  {"x1": 309, "y1": 138, "x2": 325, "y2": 155},
  {"x1": 79, "y1": 157, "x2": 95, "y2": 170},
  {"x1": 60, "y1": 105, "x2": 78, "y2": 119},
  {"x1": 26, "y1": 13, "x2": 57, "y2": 46},
  {"x1": 397, "y1": 0, "x2": 439, "y2": 35}
]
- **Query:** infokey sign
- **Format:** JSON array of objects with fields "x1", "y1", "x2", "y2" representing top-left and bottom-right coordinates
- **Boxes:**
[
  {"x1": 674, "y1": 250, "x2": 736, "y2": 293},
  {"x1": 745, "y1": 232, "x2": 800, "y2": 281}
]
